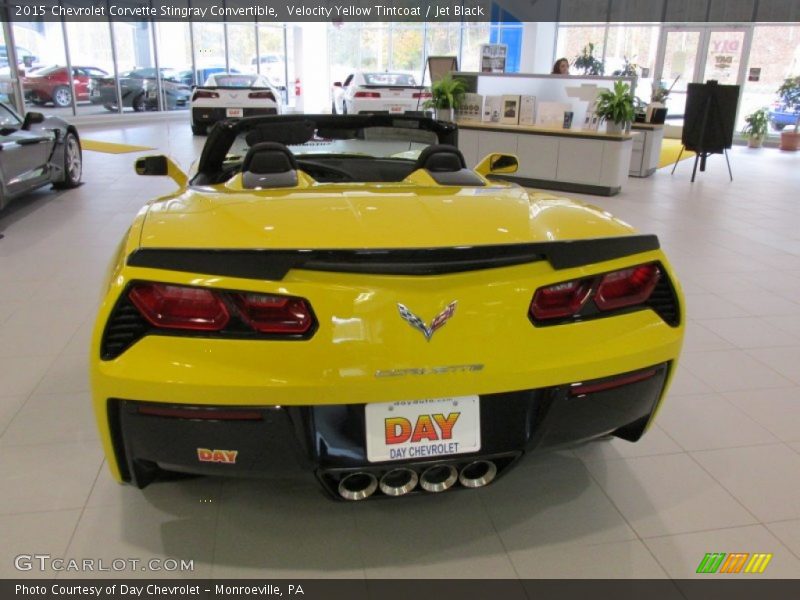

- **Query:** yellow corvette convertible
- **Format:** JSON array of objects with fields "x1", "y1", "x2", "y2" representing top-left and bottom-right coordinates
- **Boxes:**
[{"x1": 91, "y1": 114, "x2": 684, "y2": 500}]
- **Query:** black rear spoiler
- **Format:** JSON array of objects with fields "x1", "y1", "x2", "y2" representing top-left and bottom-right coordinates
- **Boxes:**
[{"x1": 127, "y1": 235, "x2": 660, "y2": 281}]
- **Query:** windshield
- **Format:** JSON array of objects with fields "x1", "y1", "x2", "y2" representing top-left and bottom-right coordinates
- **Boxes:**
[
  {"x1": 207, "y1": 74, "x2": 266, "y2": 88},
  {"x1": 194, "y1": 115, "x2": 456, "y2": 185},
  {"x1": 31, "y1": 65, "x2": 62, "y2": 76},
  {"x1": 363, "y1": 72, "x2": 417, "y2": 86}
]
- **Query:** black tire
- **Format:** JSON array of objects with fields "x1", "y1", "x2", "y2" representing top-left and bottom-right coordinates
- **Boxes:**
[
  {"x1": 132, "y1": 93, "x2": 145, "y2": 112},
  {"x1": 771, "y1": 122, "x2": 786, "y2": 132},
  {"x1": 52, "y1": 85, "x2": 72, "y2": 108},
  {"x1": 191, "y1": 122, "x2": 207, "y2": 136},
  {"x1": 102, "y1": 103, "x2": 117, "y2": 112},
  {"x1": 53, "y1": 132, "x2": 82, "y2": 190}
]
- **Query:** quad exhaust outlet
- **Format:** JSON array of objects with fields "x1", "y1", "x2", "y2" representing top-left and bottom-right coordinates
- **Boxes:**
[
  {"x1": 338, "y1": 472, "x2": 378, "y2": 501},
  {"x1": 379, "y1": 468, "x2": 419, "y2": 496},
  {"x1": 419, "y1": 464, "x2": 459, "y2": 493},
  {"x1": 458, "y1": 460, "x2": 497, "y2": 488}
]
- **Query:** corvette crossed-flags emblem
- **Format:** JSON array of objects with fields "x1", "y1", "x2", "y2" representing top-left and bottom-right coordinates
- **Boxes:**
[{"x1": 397, "y1": 301, "x2": 457, "y2": 341}]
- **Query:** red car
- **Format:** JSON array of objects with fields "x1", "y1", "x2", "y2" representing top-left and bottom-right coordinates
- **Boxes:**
[{"x1": 22, "y1": 65, "x2": 109, "y2": 107}]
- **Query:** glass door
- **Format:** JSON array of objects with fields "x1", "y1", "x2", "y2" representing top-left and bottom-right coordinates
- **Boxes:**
[{"x1": 655, "y1": 26, "x2": 752, "y2": 125}]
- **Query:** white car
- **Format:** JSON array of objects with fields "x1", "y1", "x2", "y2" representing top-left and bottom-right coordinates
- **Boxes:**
[
  {"x1": 332, "y1": 72, "x2": 431, "y2": 115},
  {"x1": 190, "y1": 73, "x2": 281, "y2": 135}
]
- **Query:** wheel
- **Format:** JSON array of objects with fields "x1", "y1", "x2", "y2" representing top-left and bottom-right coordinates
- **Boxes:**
[
  {"x1": 191, "y1": 122, "x2": 207, "y2": 136},
  {"x1": 132, "y1": 93, "x2": 145, "y2": 112},
  {"x1": 52, "y1": 86, "x2": 72, "y2": 108},
  {"x1": 771, "y1": 122, "x2": 786, "y2": 132},
  {"x1": 53, "y1": 132, "x2": 82, "y2": 189}
]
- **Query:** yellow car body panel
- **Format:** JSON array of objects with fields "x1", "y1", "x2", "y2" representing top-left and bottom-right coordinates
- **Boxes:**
[{"x1": 90, "y1": 117, "x2": 684, "y2": 493}]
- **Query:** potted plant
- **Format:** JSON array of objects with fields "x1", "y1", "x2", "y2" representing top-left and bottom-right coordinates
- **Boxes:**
[
  {"x1": 574, "y1": 43, "x2": 605, "y2": 76},
  {"x1": 742, "y1": 107, "x2": 770, "y2": 148},
  {"x1": 423, "y1": 73, "x2": 466, "y2": 121},
  {"x1": 594, "y1": 80, "x2": 634, "y2": 134},
  {"x1": 777, "y1": 76, "x2": 800, "y2": 151}
]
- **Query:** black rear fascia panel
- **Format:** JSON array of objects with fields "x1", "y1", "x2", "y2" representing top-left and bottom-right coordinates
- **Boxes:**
[{"x1": 126, "y1": 235, "x2": 660, "y2": 280}]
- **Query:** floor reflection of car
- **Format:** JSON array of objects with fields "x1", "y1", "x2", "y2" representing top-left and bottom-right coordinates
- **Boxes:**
[
  {"x1": 22, "y1": 65, "x2": 109, "y2": 108},
  {"x1": 90, "y1": 68, "x2": 191, "y2": 112},
  {"x1": 0, "y1": 102, "x2": 82, "y2": 212}
]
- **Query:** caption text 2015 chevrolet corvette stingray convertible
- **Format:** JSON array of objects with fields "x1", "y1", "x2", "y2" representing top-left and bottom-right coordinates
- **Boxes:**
[{"x1": 91, "y1": 115, "x2": 684, "y2": 500}]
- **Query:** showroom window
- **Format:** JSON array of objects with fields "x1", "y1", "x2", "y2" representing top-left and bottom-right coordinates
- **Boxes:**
[{"x1": 739, "y1": 24, "x2": 800, "y2": 135}]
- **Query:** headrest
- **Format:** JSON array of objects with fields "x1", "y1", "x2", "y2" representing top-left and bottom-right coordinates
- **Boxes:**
[
  {"x1": 242, "y1": 142, "x2": 298, "y2": 174},
  {"x1": 414, "y1": 145, "x2": 467, "y2": 173},
  {"x1": 241, "y1": 142, "x2": 298, "y2": 189}
]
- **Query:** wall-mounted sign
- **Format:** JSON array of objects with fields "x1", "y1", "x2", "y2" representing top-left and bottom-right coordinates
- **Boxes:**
[{"x1": 748, "y1": 67, "x2": 761, "y2": 82}]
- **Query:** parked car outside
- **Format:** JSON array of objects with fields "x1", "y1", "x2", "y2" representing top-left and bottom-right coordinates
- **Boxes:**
[
  {"x1": 90, "y1": 68, "x2": 191, "y2": 112},
  {"x1": 22, "y1": 65, "x2": 109, "y2": 107}
]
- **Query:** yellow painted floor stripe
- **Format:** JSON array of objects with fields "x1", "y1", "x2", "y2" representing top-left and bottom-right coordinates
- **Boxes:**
[
  {"x1": 81, "y1": 139, "x2": 155, "y2": 154},
  {"x1": 658, "y1": 138, "x2": 695, "y2": 169}
]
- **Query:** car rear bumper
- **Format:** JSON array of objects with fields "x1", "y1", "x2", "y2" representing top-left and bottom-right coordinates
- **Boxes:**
[
  {"x1": 192, "y1": 106, "x2": 278, "y2": 124},
  {"x1": 107, "y1": 362, "x2": 671, "y2": 498}
]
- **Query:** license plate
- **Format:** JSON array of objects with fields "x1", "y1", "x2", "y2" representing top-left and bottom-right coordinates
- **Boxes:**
[
  {"x1": 389, "y1": 105, "x2": 405, "y2": 114},
  {"x1": 226, "y1": 108, "x2": 243, "y2": 117},
  {"x1": 365, "y1": 396, "x2": 480, "y2": 463}
]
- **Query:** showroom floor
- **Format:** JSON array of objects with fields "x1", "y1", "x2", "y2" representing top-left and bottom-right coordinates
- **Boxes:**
[{"x1": 1, "y1": 118, "x2": 799, "y2": 580}]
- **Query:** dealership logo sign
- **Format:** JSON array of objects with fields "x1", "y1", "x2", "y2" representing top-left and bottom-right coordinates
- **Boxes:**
[
  {"x1": 197, "y1": 448, "x2": 238, "y2": 464},
  {"x1": 397, "y1": 301, "x2": 457, "y2": 341}
]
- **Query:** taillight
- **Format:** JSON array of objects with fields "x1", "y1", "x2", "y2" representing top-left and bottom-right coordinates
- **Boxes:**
[
  {"x1": 193, "y1": 90, "x2": 219, "y2": 100},
  {"x1": 530, "y1": 280, "x2": 593, "y2": 320},
  {"x1": 354, "y1": 91, "x2": 381, "y2": 98},
  {"x1": 412, "y1": 92, "x2": 432, "y2": 99},
  {"x1": 128, "y1": 283, "x2": 230, "y2": 331},
  {"x1": 232, "y1": 292, "x2": 313, "y2": 334},
  {"x1": 595, "y1": 264, "x2": 660, "y2": 311},
  {"x1": 529, "y1": 263, "x2": 662, "y2": 323},
  {"x1": 294, "y1": 77, "x2": 301, "y2": 96},
  {"x1": 249, "y1": 91, "x2": 275, "y2": 100},
  {"x1": 569, "y1": 368, "x2": 658, "y2": 396}
]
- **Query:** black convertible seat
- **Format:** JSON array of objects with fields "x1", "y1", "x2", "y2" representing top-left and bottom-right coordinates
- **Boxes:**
[
  {"x1": 241, "y1": 142, "x2": 298, "y2": 189},
  {"x1": 413, "y1": 144, "x2": 485, "y2": 186}
]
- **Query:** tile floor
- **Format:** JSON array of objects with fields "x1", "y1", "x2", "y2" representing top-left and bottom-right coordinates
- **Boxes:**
[{"x1": 0, "y1": 117, "x2": 799, "y2": 579}]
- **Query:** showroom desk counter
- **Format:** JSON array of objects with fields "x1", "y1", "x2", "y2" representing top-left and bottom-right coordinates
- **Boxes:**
[{"x1": 458, "y1": 122, "x2": 635, "y2": 196}]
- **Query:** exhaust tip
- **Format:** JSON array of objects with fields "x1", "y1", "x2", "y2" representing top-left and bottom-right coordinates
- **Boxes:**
[
  {"x1": 338, "y1": 472, "x2": 378, "y2": 501},
  {"x1": 458, "y1": 460, "x2": 497, "y2": 488},
  {"x1": 419, "y1": 464, "x2": 458, "y2": 493},
  {"x1": 379, "y1": 468, "x2": 418, "y2": 496}
]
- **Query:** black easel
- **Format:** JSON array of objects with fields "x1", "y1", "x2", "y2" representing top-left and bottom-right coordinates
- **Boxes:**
[{"x1": 672, "y1": 81, "x2": 738, "y2": 182}]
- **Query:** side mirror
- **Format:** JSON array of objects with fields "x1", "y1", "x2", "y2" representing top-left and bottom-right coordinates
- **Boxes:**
[
  {"x1": 474, "y1": 153, "x2": 519, "y2": 176},
  {"x1": 22, "y1": 111, "x2": 45, "y2": 130},
  {"x1": 134, "y1": 155, "x2": 187, "y2": 188}
]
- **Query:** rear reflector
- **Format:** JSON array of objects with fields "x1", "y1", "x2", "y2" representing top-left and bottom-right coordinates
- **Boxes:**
[
  {"x1": 128, "y1": 283, "x2": 230, "y2": 331},
  {"x1": 595, "y1": 264, "x2": 660, "y2": 311},
  {"x1": 412, "y1": 92, "x2": 432, "y2": 99},
  {"x1": 193, "y1": 90, "x2": 219, "y2": 100},
  {"x1": 530, "y1": 280, "x2": 593, "y2": 320},
  {"x1": 137, "y1": 405, "x2": 263, "y2": 421},
  {"x1": 248, "y1": 91, "x2": 275, "y2": 100},
  {"x1": 354, "y1": 91, "x2": 381, "y2": 98},
  {"x1": 232, "y1": 292, "x2": 314, "y2": 334},
  {"x1": 569, "y1": 368, "x2": 658, "y2": 396}
]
